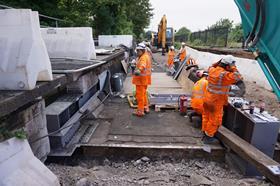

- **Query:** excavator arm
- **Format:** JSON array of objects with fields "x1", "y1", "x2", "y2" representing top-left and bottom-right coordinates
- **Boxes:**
[{"x1": 235, "y1": 0, "x2": 280, "y2": 100}]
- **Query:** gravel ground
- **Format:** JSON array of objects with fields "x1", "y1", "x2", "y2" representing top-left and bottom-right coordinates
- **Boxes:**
[{"x1": 48, "y1": 157, "x2": 272, "y2": 186}]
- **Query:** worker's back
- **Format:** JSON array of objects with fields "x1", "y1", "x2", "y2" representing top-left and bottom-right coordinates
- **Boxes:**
[{"x1": 191, "y1": 77, "x2": 208, "y2": 114}]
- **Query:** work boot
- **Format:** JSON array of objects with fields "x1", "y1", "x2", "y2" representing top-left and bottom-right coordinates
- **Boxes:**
[
  {"x1": 133, "y1": 110, "x2": 145, "y2": 117},
  {"x1": 202, "y1": 134, "x2": 219, "y2": 144},
  {"x1": 144, "y1": 107, "x2": 150, "y2": 114}
]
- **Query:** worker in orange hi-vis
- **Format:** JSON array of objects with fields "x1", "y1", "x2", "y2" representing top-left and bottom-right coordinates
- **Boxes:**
[
  {"x1": 191, "y1": 70, "x2": 208, "y2": 115},
  {"x1": 187, "y1": 58, "x2": 196, "y2": 65},
  {"x1": 190, "y1": 70, "x2": 208, "y2": 131},
  {"x1": 143, "y1": 42, "x2": 153, "y2": 113},
  {"x1": 132, "y1": 43, "x2": 150, "y2": 117},
  {"x1": 167, "y1": 46, "x2": 175, "y2": 68},
  {"x1": 179, "y1": 42, "x2": 186, "y2": 62},
  {"x1": 202, "y1": 55, "x2": 243, "y2": 144}
]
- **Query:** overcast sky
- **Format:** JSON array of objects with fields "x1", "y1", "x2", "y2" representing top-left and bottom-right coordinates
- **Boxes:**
[{"x1": 148, "y1": 0, "x2": 241, "y2": 32}]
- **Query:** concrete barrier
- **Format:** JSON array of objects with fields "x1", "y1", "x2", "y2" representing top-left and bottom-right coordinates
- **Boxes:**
[
  {"x1": 0, "y1": 9, "x2": 53, "y2": 90},
  {"x1": 98, "y1": 35, "x2": 133, "y2": 48},
  {"x1": 186, "y1": 47, "x2": 272, "y2": 90},
  {"x1": 41, "y1": 27, "x2": 96, "y2": 60},
  {"x1": 0, "y1": 138, "x2": 59, "y2": 186}
]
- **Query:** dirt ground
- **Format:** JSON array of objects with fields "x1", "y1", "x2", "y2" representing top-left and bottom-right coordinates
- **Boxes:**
[{"x1": 48, "y1": 157, "x2": 271, "y2": 186}]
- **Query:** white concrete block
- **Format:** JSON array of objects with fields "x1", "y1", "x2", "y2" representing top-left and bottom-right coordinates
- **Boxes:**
[
  {"x1": 98, "y1": 35, "x2": 133, "y2": 48},
  {"x1": 0, "y1": 9, "x2": 53, "y2": 90},
  {"x1": 41, "y1": 27, "x2": 96, "y2": 60},
  {"x1": 186, "y1": 47, "x2": 272, "y2": 90},
  {"x1": 0, "y1": 138, "x2": 59, "y2": 186}
]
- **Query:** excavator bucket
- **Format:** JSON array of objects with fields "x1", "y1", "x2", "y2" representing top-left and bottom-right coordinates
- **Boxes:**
[{"x1": 235, "y1": 0, "x2": 280, "y2": 100}]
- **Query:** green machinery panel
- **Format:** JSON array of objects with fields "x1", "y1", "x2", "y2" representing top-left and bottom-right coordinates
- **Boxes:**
[{"x1": 235, "y1": 0, "x2": 280, "y2": 100}]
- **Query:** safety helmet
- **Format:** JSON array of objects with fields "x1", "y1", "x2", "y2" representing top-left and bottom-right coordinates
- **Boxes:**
[
  {"x1": 170, "y1": 46, "x2": 175, "y2": 50},
  {"x1": 221, "y1": 55, "x2": 236, "y2": 65},
  {"x1": 136, "y1": 43, "x2": 146, "y2": 50},
  {"x1": 181, "y1": 42, "x2": 186, "y2": 46}
]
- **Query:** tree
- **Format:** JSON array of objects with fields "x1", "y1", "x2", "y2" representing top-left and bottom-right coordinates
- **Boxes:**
[
  {"x1": 229, "y1": 23, "x2": 244, "y2": 42},
  {"x1": 209, "y1": 18, "x2": 233, "y2": 30},
  {"x1": 1, "y1": 0, "x2": 153, "y2": 39},
  {"x1": 175, "y1": 27, "x2": 191, "y2": 36}
]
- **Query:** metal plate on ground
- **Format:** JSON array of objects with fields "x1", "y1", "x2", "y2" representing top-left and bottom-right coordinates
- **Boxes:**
[{"x1": 267, "y1": 165, "x2": 280, "y2": 175}]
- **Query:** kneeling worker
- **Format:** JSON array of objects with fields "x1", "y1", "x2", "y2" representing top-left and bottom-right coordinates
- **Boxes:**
[{"x1": 132, "y1": 43, "x2": 150, "y2": 117}]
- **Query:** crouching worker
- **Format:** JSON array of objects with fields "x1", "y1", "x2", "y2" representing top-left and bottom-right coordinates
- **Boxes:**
[
  {"x1": 132, "y1": 43, "x2": 150, "y2": 117},
  {"x1": 189, "y1": 70, "x2": 208, "y2": 128},
  {"x1": 202, "y1": 55, "x2": 243, "y2": 143}
]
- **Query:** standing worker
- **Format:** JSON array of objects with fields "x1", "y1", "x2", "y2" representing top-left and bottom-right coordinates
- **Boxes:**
[
  {"x1": 144, "y1": 42, "x2": 153, "y2": 113},
  {"x1": 167, "y1": 46, "x2": 175, "y2": 68},
  {"x1": 202, "y1": 55, "x2": 243, "y2": 143},
  {"x1": 179, "y1": 42, "x2": 187, "y2": 62},
  {"x1": 132, "y1": 43, "x2": 150, "y2": 117}
]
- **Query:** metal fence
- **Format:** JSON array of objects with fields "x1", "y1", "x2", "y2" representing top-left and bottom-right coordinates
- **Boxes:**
[
  {"x1": 189, "y1": 27, "x2": 229, "y2": 47},
  {"x1": 174, "y1": 34, "x2": 189, "y2": 43}
]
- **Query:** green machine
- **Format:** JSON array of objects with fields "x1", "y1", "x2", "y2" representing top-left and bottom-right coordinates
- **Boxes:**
[{"x1": 235, "y1": 0, "x2": 280, "y2": 100}]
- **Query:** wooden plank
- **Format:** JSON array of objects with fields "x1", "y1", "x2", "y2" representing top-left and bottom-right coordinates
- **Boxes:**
[
  {"x1": 217, "y1": 126, "x2": 280, "y2": 185},
  {"x1": 0, "y1": 74, "x2": 68, "y2": 118}
]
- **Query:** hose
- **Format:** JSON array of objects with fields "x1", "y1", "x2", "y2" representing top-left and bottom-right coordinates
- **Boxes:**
[
  {"x1": 244, "y1": 0, "x2": 261, "y2": 47},
  {"x1": 251, "y1": 0, "x2": 266, "y2": 47}
]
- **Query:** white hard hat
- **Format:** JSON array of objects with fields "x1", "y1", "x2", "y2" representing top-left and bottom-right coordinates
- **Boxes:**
[
  {"x1": 181, "y1": 42, "x2": 186, "y2": 45},
  {"x1": 136, "y1": 43, "x2": 146, "y2": 50},
  {"x1": 221, "y1": 55, "x2": 236, "y2": 65},
  {"x1": 170, "y1": 46, "x2": 175, "y2": 50}
]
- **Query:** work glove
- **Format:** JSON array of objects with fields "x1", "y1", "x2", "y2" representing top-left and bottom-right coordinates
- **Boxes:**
[
  {"x1": 134, "y1": 69, "x2": 141, "y2": 76},
  {"x1": 186, "y1": 64, "x2": 198, "y2": 71}
]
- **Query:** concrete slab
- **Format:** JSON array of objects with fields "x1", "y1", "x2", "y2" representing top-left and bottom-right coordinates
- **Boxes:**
[{"x1": 123, "y1": 73, "x2": 185, "y2": 94}]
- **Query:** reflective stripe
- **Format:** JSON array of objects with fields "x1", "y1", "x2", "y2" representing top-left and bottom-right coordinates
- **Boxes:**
[
  {"x1": 208, "y1": 83, "x2": 230, "y2": 89},
  {"x1": 207, "y1": 87, "x2": 230, "y2": 95}
]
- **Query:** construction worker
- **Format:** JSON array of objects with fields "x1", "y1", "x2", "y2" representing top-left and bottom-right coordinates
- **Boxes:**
[
  {"x1": 132, "y1": 43, "x2": 150, "y2": 117},
  {"x1": 179, "y1": 42, "x2": 186, "y2": 62},
  {"x1": 167, "y1": 46, "x2": 175, "y2": 68},
  {"x1": 202, "y1": 55, "x2": 243, "y2": 143},
  {"x1": 144, "y1": 42, "x2": 152, "y2": 113},
  {"x1": 190, "y1": 70, "x2": 208, "y2": 131}
]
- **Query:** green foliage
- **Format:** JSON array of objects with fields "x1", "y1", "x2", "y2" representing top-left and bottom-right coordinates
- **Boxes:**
[
  {"x1": 229, "y1": 23, "x2": 243, "y2": 43},
  {"x1": 175, "y1": 27, "x2": 191, "y2": 36},
  {"x1": 1, "y1": 0, "x2": 153, "y2": 39},
  {"x1": 191, "y1": 39, "x2": 204, "y2": 47},
  {"x1": 209, "y1": 18, "x2": 233, "y2": 30}
]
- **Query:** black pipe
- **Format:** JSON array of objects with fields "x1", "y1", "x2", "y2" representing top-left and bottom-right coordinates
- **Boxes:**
[
  {"x1": 244, "y1": 0, "x2": 261, "y2": 47},
  {"x1": 251, "y1": 0, "x2": 266, "y2": 47}
]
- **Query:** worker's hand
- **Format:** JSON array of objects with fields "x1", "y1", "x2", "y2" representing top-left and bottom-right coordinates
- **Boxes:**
[{"x1": 134, "y1": 69, "x2": 141, "y2": 76}]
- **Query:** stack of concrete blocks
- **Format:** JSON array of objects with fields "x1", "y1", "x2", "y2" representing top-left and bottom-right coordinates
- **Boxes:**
[
  {"x1": 186, "y1": 46, "x2": 272, "y2": 90},
  {"x1": 41, "y1": 27, "x2": 96, "y2": 60},
  {"x1": 98, "y1": 35, "x2": 133, "y2": 48},
  {"x1": 0, "y1": 9, "x2": 53, "y2": 90},
  {"x1": 0, "y1": 138, "x2": 59, "y2": 186},
  {"x1": 1, "y1": 100, "x2": 50, "y2": 162}
]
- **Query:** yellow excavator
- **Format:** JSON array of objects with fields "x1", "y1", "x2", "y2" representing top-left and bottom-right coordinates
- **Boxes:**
[{"x1": 157, "y1": 15, "x2": 174, "y2": 55}]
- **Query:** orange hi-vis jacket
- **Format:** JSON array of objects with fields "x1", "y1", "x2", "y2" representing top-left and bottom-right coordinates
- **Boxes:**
[
  {"x1": 205, "y1": 66, "x2": 242, "y2": 104},
  {"x1": 202, "y1": 65, "x2": 242, "y2": 137},
  {"x1": 187, "y1": 58, "x2": 196, "y2": 65},
  {"x1": 132, "y1": 53, "x2": 150, "y2": 85},
  {"x1": 179, "y1": 47, "x2": 186, "y2": 62},
  {"x1": 167, "y1": 50, "x2": 175, "y2": 67},
  {"x1": 145, "y1": 51, "x2": 152, "y2": 85},
  {"x1": 191, "y1": 77, "x2": 208, "y2": 114}
]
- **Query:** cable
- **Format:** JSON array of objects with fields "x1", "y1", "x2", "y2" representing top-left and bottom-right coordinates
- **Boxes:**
[{"x1": 30, "y1": 93, "x2": 110, "y2": 144}]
